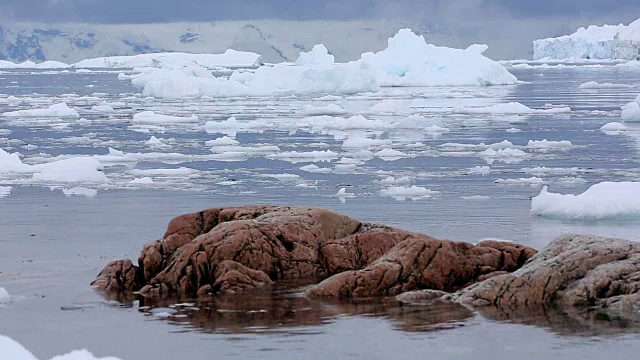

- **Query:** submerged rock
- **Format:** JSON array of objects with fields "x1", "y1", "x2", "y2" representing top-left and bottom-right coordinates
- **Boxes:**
[{"x1": 92, "y1": 205, "x2": 535, "y2": 298}]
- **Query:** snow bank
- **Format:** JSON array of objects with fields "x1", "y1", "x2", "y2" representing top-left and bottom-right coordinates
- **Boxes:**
[
  {"x1": 73, "y1": 49, "x2": 261, "y2": 69},
  {"x1": 621, "y1": 94, "x2": 640, "y2": 122},
  {"x1": 533, "y1": 18, "x2": 640, "y2": 60},
  {"x1": 2, "y1": 103, "x2": 79, "y2": 118},
  {"x1": 129, "y1": 29, "x2": 516, "y2": 99},
  {"x1": 531, "y1": 182, "x2": 640, "y2": 219},
  {"x1": 453, "y1": 102, "x2": 570, "y2": 114},
  {"x1": 0, "y1": 335, "x2": 123, "y2": 360}
]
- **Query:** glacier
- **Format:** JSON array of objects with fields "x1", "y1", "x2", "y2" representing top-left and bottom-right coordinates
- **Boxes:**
[{"x1": 533, "y1": 18, "x2": 640, "y2": 60}]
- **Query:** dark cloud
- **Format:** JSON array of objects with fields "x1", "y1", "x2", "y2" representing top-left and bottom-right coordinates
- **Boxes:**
[{"x1": 0, "y1": 0, "x2": 634, "y2": 24}]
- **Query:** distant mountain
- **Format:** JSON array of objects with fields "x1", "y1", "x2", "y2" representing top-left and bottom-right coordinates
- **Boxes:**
[{"x1": 0, "y1": 20, "x2": 437, "y2": 64}]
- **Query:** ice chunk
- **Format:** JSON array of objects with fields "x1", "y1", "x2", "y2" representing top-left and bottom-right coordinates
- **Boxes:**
[
  {"x1": 295, "y1": 44, "x2": 335, "y2": 66},
  {"x1": 601, "y1": 122, "x2": 629, "y2": 131},
  {"x1": 341, "y1": 137, "x2": 392, "y2": 149},
  {"x1": 62, "y1": 187, "x2": 98, "y2": 197},
  {"x1": 380, "y1": 185, "x2": 439, "y2": 201},
  {"x1": 359, "y1": 29, "x2": 517, "y2": 86},
  {"x1": 480, "y1": 148, "x2": 527, "y2": 163},
  {"x1": 533, "y1": 23, "x2": 626, "y2": 60},
  {"x1": 2, "y1": 103, "x2": 80, "y2": 118},
  {"x1": 375, "y1": 148, "x2": 410, "y2": 160},
  {"x1": 0, "y1": 334, "x2": 122, "y2": 360},
  {"x1": 578, "y1": 81, "x2": 634, "y2": 89},
  {"x1": 205, "y1": 136, "x2": 240, "y2": 146},
  {"x1": 531, "y1": 183, "x2": 640, "y2": 219},
  {"x1": 621, "y1": 98, "x2": 640, "y2": 122},
  {"x1": 495, "y1": 177, "x2": 545, "y2": 186},
  {"x1": 300, "y1": 164, "x2": 332, "y2": 173},
  {"x1": 526, "y1": 139, "x2": 573, "y2": 151},
  {"x1": 126, "y1": 167, "x2": 198, "y2": 176},
  {"x1": 334, "y1": 187, "x2": 355, "y2": 203},
  {"x1": 0, "y1": 149, "x2": 31, "y2": 173},
  {"x1": 130, "y1": 177, "x2": 154, "y2": 184},
  {"x1": 90, "y1": 104, "x2": 116, "y2": 112},
  {"x1": 301, "y1": 104, "x2": 347, "y2": 116}
]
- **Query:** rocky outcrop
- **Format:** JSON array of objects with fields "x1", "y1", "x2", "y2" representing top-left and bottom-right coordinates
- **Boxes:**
[
  {"x1": 92, "y1": 205, "x2": 536, "y2": 298},
  {"x1": 305, "y1": 238, "x2": 535, "y2": 298},
  {"x1": 447, "y1": 234, "x2": 640, "y2": 314}
]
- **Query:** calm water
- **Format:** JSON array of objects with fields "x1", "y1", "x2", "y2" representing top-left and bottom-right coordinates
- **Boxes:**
[{"x1": 2, "y1": 65, "x2": 640, "y2": 359}]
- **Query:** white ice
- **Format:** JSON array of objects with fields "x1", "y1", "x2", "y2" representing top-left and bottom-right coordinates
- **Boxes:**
[
  {"x1": 526, "y1": 139, "x2": 573, "y2": 151},
  {"x1": 380, "y1": 185, "x2": 439, "y2": 201},
  {"x1": 0, "y1": 186, "x2": 11, "y2": 198},
  {"x1": 0, "y1": 288, "x2": 10, "y2": 304},
  {"x1": 132, "y1": 111, "x2": 198, "y2": 124},
  {"x1": 578, "y1": 81, "x2": 634, "y2": 89},
  {"x1": 301, "y1": 104, "x2": 348, "y2": 116},
  {"x1": 0, "y1": 335, "x2": 123, "y2": 360},
  {"x1": 2, "y1": 103, "x2": 79, "y2": 118},
  {"x1": 531, "y1": 182, "x2": 640, "y2": 219},
  {"x1": 61, "y1": 187, "x2": 98, "y2": 197},
  {"x1": 621, "y1": 95, "x2": 640, "y2": 122},
  {"x1": 295, "y1": 44, "x2": 334, "y2": 66}
]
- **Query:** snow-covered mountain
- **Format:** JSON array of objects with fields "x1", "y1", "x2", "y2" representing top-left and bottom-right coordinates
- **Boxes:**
[
  {"x1": 0, "y1": 20, "x2": 443, "y2": 64},
  {"x1": 533, "y1": 18, "x2": 640, "y2": 61}
]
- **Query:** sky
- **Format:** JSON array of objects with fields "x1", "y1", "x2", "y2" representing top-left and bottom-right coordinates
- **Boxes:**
[
  {"x1": 0, "y1": 0, "x2": 639, "y2": 59},
  {"x1": 0, "y1": 0, "x2": 639, "y2": 24}
]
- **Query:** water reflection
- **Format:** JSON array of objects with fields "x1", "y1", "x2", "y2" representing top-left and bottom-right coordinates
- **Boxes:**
[{"x1": 99, "y1": 279, "x2": 640, "y2": 338}]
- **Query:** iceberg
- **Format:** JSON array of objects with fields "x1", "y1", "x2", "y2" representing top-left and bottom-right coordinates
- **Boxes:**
[
  {"x1": 531, "y1": 182, "x2": 640, "y2": 219},
  {"x1": 129, "y1": 29, "x2": 516, "y2": 99},
  {"x1": 533, "y1": 18, "x2": 640, "y2": 60}
]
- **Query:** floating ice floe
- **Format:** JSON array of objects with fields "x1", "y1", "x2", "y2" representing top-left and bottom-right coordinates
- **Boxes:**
[
  {"x1": 578, "y1": 81, "x2": 634, "y2": 89},
  {"x1": 205, "y1": 136, "x2": 241, "y2": 147},
  {"x1": 621, "y1": 94, "x2": 640, "y2": 122},
  {"x1": 301, "y1": 104, "x2": 348, "y2": 116},
  {"x1": 600, "y1": 122, "x2": 629, "y2": 132},
  {"x1": 375, "y1": 148, "x2": 411, "y2": 160},
  {"x1": 129, "y1": 177, "x2": 154, "y2": 184},
  {"x1": 204, "y1": 117, "x2": 275, "y2": 136},
  {"x1": 304, "y1": 115, "x2": 391, "y2": 132},
  {"x1": 495, "y1": 177, "x2": 545, "y2": 186},
  {"x1": 132, "y1": 111, "x2": 198, "y2": 124},
  {"x1": 90, "y1": 103, "x2": 116, "y2": 112},
  {"x1": 61, "y1": 187, "x2": 98, "y2": 197},
  {"x1": 453, "y1": 102, "x2": 570, "y2": 115},
  {"x1": 126, "y1": 167, "x2": 198, "y2": 177},
  {"x1": 0, "y1": 334, "x2": 123, "y2": 360},
  {"x1": 299, "y1": 164, "x2": 332, "y2": 173},
  {"x1": 32, "y1": 157, "x2": 108, "y2": 183},
  {"x1": 522, "y1": 167, "x2": 588, "y2": 176},
  {"x1": 531, "y1": 182, "x2": 640, "y2": 219},
  {"x1": 341, "y1": 137, "x2": 392, "y2": 149},
  {"x1": 394, "y1": 114, "x2": 449, "y2": 133},
  {"x1": 2, "y1": 103, "x2": 80, "y2": 118},
  {"x1": 380, "y1": 185, "x2": 439, "y2": 201},
  {"x1": 526, "y1": 139, "x2": 573, "y2": 151},
  {"x1": 480, "y1": 148, "x2": 527, "y2": 164}
]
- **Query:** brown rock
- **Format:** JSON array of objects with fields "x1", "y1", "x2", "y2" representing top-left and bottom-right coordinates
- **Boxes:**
[
  {"x1": 305, "y1": 237, "x2": 535, "y2": 298},
  {"x1": 91, "y1": 259, "x2": 140, "y2": 292},
  {"x1": 450, "y1": 234, "x2": 640, "y2": 314}
]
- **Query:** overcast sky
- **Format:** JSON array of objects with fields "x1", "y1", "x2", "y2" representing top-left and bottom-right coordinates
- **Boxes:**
[{"x1": 1, "y1": 0, "x2": 639, "y2": 23}]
